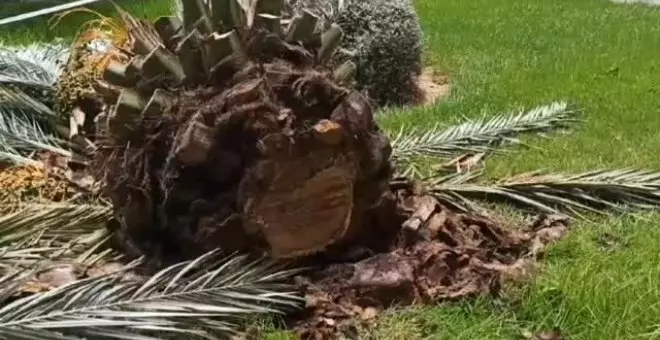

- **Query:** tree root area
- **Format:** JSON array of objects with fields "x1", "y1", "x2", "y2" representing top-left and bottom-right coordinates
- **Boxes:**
[
  {"x1": 96, "y1": 58, "x2": 395, "y2": 264},
  {"x1": 286, "y1": 187, "x2": 569, "y2": 339}
]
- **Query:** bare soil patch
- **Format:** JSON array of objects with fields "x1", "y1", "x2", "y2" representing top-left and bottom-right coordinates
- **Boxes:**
[{"x1": 414, "y1": 68, "x2": 451, "y2": 107}]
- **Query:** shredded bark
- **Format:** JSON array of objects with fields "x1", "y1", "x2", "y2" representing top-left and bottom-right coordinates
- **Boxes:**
[
  {"x1": 94, "y1": 57, "x2": 393, "y2": 265},
  {"x1": 287, "y1": 186, "x2": 569, "y2": 339}
]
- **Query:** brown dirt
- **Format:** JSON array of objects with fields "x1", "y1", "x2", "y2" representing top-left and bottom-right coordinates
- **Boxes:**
[
  {"x1": 414, "y1": 68, "x2": 451, "y2": 107},
  {"x1": 12, "y1": 262, "x2": 139, "y2": 300},
  {"x1": 523, "y1": 329, "x2": 564, "y2": 340},
  {"x1": 285, "y1": 184, "x2": 569, "y2": 339}
]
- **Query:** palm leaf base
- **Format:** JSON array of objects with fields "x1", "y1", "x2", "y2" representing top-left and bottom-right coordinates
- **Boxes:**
[{"x1": 98, "y1": 73, "x2": 394, "y2": 264}]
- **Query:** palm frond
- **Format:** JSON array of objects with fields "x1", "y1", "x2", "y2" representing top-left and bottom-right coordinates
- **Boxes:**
[
  {"x1": 0, "y1": 250, "x2": 303, "y2": 339},
  {"x1": 391, "y1": 170, "x2": 486, "y2": 212},
  {"x1": 0, "y1": 203, "x2": 114, "y2": 270},
  {"x1": 0, "y1": 203, "x2": 111, "y2": 244},
  {"x1": 390, "y1": 101, "x2": 577, "y2": 165},
  {"x1": 395, "y1": 160, "x2": 429, "y2": 179},
  {"x1": 0, "y1": 0, "x2": 104, "y2": 26},
  {"x1": 0, "y1": 41, "x2": 69, "y2": 90},
  {"x1": 0, "y1": 85, "x2": 56, "y2": 120},
  {"x1": 0, "y1": 326, "x2": 81, "y2": 340},
  {"x1": 432, "y1": 168, "x2": 660, "y2": 217},
  {"x1": 0, "y1": 42, "x2": 68, "y2": 166},
  {"x1": 0, "y1": 102, "x2": 69, "y2": 165}
]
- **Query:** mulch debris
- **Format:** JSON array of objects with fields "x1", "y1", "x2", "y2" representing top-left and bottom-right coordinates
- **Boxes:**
[{"x1": 287, "y1": 190, "x2": 569, "y2": 339}]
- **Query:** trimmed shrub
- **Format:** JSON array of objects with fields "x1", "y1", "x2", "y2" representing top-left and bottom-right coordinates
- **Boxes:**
[{"x1": 288, "y1": 0, "x2": 423, "y2": 108}]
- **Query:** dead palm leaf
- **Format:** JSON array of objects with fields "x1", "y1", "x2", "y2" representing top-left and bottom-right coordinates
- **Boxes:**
[
  {"x1": 432, "y1": 168, "x2": 660, "y2": 217},
  {"x1": 0, "y1": 108, "x2": 69, "y2": 165},
  {"x1": 0, "y1": 85, "x2": 56, "y2": 122},
  {"x1": 114, "y1": 4, "x2": 164, "y2": 55},
  {"x1": 0, "y1": 250, "x2": 303, "y2": 339},
  {"x1": 0, "y1": 203, "x2": 114, "y2": 271}
]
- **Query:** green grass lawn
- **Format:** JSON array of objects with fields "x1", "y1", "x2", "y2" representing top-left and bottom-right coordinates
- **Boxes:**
[
  {"x1": 378, "y1": 0, "x2": 660, "y2": 338},
  {"x1": 0, "y1": 0, "x2": 168, "y2": 44},
  {"x1": 4, "y1": 0, "x2": 660, "y2": 338}
]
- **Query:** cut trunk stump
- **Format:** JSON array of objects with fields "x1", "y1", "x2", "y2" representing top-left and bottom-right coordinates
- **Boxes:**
[{"x1": 91, "y1": 5, "x2": 393, "y2": 263}]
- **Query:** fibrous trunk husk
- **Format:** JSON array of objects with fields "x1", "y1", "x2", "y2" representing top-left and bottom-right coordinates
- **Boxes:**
[{"x1": 93, "y1": 3, "x2": 392, "y2": 264}]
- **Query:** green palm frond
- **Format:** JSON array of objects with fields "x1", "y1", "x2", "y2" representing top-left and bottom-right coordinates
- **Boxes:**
[
  {"x1": 0, "y1": 41, "x2": 69, "y2": 90},
  {"x1": 0, "y1": 250, "x2": 303, "y2": 339},
  {"x1": 0, "y1": 203, "x2": 114, "y2": 270},
  {"x1": 390, "y1": 101, "x2": 577, "y2": 165},
  {"x1": 432, "y1": 168, "x2": 660, "y2": 217}
]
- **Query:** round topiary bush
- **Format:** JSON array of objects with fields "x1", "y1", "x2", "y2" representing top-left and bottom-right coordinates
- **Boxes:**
[{"x1": 288, "y1": 0, "x2": 423, "y2": 108}]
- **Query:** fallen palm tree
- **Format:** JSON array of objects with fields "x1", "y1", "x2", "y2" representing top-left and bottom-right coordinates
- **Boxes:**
[{"x1": 84, "y1": 2, "x2": 394, "y2": 264}]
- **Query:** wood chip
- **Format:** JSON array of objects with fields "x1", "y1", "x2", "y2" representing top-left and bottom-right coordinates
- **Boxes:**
[{"x1": 313, "y1": 119, "x2": 343, "y2": 145}]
